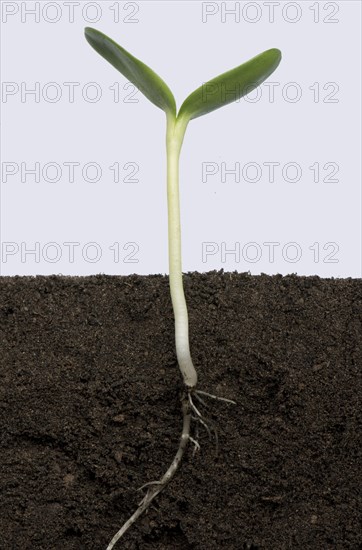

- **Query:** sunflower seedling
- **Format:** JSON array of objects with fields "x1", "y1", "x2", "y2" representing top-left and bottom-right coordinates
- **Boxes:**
[{"x1": 84, "y1": 27, "x2": 281, "y2": 548}]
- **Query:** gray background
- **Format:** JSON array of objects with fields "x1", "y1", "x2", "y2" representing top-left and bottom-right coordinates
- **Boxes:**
[{"x1": 1, "y1": 0, "x2": 361, "y2": 277}]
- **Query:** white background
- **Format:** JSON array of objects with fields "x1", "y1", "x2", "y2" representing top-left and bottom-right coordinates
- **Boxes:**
[{"x1": 1, "y1": 0, "x2": 361, "y2": 277}]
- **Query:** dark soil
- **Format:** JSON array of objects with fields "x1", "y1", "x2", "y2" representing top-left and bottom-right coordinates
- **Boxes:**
[{"x1": 0, "y1": 271, "x2": 361, "y2": 549}]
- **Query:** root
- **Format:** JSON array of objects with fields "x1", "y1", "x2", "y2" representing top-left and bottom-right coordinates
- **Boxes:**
[
  {"x1": 106, "y1": 395, "x2": 191, "y2": 550},
  {"x1": 194, "y1": 389, "x2": 237, "y2": 405},
  {"x1": 191, "y1": 389, "x2": 236, "y2": 456},
  {"x1": 106, "y1": 387, "x2": 236, "y2": 549}
]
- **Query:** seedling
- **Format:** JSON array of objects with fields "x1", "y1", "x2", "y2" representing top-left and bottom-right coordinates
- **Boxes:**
[{"x1": 84, "y1": 27, "x2": 281, "y2": 548}]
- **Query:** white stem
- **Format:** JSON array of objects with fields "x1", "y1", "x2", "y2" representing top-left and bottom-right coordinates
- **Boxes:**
[{"x1": 166, "y1": 113, "x2": 197, "y2": 389}]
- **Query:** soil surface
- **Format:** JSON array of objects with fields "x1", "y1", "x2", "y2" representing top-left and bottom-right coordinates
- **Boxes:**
[{"x1": 0, "y1": 271, "x2": 361, "y2": 549}]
